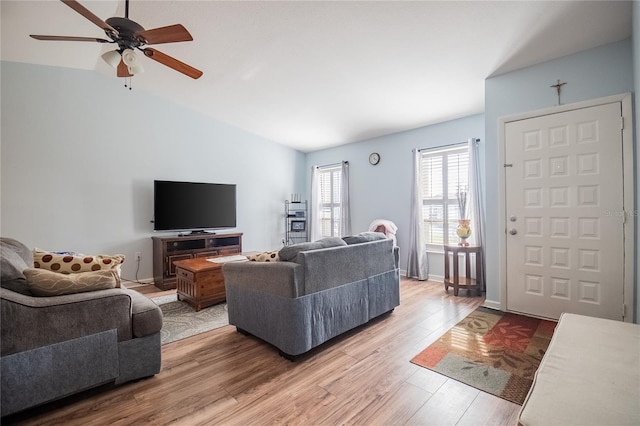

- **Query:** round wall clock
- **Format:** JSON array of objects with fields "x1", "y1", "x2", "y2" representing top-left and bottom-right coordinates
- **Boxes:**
[{"x1": 369, "y1": 152, "x2": 381, "y2": 165}]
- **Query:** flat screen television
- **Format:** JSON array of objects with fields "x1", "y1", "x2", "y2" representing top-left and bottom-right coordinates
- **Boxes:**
[{"x1": 153, "y1": 180, "x2": 236, "y2": 232}]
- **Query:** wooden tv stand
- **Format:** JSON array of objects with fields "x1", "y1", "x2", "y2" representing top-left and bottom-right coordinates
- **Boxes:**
[{"x1": 152, "y1": 232, "x2": 242, "y2": 290}]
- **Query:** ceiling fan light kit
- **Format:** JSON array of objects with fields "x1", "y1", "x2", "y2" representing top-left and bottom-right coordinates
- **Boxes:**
[
  {"x1": 101, "y1": 50, "x2": 122, "y2": 68},
  {"x1": 121, "y1": 48, "x2": 144, "y2": 74},
  {"x1": 30, "y1": 0, "x2": 202, "y2": 82}
]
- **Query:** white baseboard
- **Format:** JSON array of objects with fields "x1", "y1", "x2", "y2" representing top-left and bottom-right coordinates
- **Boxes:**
[
  {"x1": 429, "y1": 274, "x2": 444, "y2": 283},
  {"x1": 121, "y1": 278, "x2": 154, "y2": 288},
  {"x1": 400, "y1": 270, "x2": 445, "y2": 283},
  {"x1": 483, "y1": 299, "x2": 502, "y2": 310}
]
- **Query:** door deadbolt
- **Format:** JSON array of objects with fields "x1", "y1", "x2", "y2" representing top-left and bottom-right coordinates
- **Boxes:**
[{"x1": 509, "y1": 215, "x2": 517, "y2": 222}]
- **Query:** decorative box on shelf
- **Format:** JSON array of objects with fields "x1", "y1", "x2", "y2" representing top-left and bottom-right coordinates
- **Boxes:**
[{"x1": 290, "y1": 220, "x2": 306, "y2": 231}]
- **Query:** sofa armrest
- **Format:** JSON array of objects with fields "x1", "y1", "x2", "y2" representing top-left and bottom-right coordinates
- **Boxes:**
[
  {"x1": 1, "y1": 287, "x2": 133, "y2": 356},
  {"x1": 222, "y1": 261, "x2": 303, "y2": 298},
  {"x1": 121, "y1": 288, "x2": 163, "y2": 338}
]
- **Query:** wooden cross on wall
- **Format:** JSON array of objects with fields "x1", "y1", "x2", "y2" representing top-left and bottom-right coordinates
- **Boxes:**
[{"x1": 550, "y1": 79, "x2": 567, "y2": 105}]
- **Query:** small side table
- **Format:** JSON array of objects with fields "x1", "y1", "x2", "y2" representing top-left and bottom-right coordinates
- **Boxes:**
[
  {"x1": 173, "y1": 257, "x2": 227, "y2": 311},
  {"x1": 443, "y1": 245, "x2": 484, "y2": 296}
]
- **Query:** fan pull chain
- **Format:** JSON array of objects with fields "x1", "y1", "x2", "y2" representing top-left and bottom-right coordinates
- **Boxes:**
[{"x1": 124, "y1": 77, "x2": 133, "y2": 90}]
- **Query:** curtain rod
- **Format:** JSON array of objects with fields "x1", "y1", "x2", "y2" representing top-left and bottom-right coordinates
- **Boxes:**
[
  {"x1": 418, "y1": 138, "x2": 480, "y2": 152},
  {"x1": 316, "y1": 161, "x2": 348, "y2": 169}
]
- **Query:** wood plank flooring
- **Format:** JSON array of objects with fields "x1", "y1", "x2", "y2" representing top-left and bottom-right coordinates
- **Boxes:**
[{"x1": 5, "y1": 278, "x2": 521, "y2": 426}]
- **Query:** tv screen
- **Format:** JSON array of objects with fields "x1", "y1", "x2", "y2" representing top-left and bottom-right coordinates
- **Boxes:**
[{"x1": 153, "y1": 180, "x2": 236, "y2": 232}]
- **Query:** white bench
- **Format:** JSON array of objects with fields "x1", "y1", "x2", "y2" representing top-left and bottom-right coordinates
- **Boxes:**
[{"x1": 518, "y1": 313, "x2": 640, "y2": 426}]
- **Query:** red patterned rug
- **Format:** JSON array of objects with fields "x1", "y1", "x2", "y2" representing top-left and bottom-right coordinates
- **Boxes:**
[{"x1": 411, "y1": 307, "x2": 556, "y2": 405}]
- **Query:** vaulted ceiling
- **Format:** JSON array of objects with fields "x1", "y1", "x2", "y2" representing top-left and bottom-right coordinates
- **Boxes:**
[{"x1": 1, "y1": 1, "x2": 632, "y2": 152}]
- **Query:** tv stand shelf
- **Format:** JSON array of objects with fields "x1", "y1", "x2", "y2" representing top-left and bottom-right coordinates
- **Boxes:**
[{"x1": 152, "y1": 233, "x2": 242, "y2": 290}]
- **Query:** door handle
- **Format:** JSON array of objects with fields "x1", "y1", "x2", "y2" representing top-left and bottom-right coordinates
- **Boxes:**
[{"x1": 509, "y1": 228, "x2": 518, "y2": 235}]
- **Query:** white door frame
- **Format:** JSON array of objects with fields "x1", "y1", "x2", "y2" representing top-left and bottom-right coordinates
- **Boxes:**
[{"x1": 497, "y1": 93, "x2": 635, "y2": 322}]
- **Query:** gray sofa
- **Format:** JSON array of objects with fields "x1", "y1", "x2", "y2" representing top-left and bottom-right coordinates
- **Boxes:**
[
  {"x1": 222, "y1": 236, "x2": 399, "y2": 358},
  {"x1": 0, "y1": 238, "x2": 163, "y2": 417}
]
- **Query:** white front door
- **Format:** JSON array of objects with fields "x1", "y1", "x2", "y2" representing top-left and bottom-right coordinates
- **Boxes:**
[{"x1": 505, "y1": 102, "x2": 625, "y2": 320}]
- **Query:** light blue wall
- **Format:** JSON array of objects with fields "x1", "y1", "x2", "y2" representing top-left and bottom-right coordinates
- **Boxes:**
[
  {"x1": 484, "y1": 38, "x2": 635, "y2": 311},
  {"x1": 305, "y1": 114, "x2": 484, "y2": 277},
  {"x1": 0, "y1": 61, "x2": 307, "y2": 283},
  {"x1": 2, "y1": 33, "x2": 637, "y2": 303}
]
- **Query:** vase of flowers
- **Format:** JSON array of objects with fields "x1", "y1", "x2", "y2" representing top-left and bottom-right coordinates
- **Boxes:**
[
  {"x1": 456, "y1": 188, "x2": 471, "y2": 246},
  {"x1": 456, "y1": 219, "x2": 471, "y2": 246}
]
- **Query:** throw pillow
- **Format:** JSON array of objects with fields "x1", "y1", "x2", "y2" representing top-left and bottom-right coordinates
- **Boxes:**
[
  {"x1": 278, "y1": 237, "x2": 347, "y2": 262},
  {"x1": 342, "y1": 232, "x2": 387, "y2": 245},
  {"x1": 33, "y1": 249, "x2": 125, "y2": 274},
  {"x1": 247, "y1": 251, "x2": 280, "y2": 262},
  {"x1": 24, "y1": 268, "x2": 121, "y2": 297}
]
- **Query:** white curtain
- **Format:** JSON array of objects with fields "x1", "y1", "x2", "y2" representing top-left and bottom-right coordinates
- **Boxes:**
[
  {"x1": 468, "y1": 137, "x2": 486, "y2": 284},
  {"x1": 407, "y1": 149, "x2": 429, "y2": 280},
  {"x1": 310, "y1": 165, "x2": 322, "y2": 241},
  {"x1": 339, "y1": 161, "x2": 351, "y2": 236}
]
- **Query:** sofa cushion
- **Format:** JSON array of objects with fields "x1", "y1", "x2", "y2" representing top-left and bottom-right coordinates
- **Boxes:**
[
  {"x1": 0, "y1": 277, "x2": 32, "y2": 296},
  {"x1": 33, "y1": 249, "x2": 124, "y2": 274},
  {"x1": 278, "y1": 237, "x2": 347, "y2": 262},
  {"x1": 1, "y1": 238, "x2": 34, "y2": 295},
  {"x1": 248, "y1": 251, "x2": 280, "y2": 262},
  {"x1": 518, "y1": 313, "x2": 640, "y2": 426},
  {"x1": 1, "y1": 238, "x2": 33, "y2": 276},
  {"x1": 342, "y1": 232, "x2": 387, "y2": 245},
  {"x1": 24, "y1": 268, "x2": 121, "y2": 297}
]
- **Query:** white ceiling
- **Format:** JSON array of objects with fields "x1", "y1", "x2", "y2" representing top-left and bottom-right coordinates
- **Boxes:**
[{"x1": 1, "y1": 1, "x2": 632, "y2": 152}]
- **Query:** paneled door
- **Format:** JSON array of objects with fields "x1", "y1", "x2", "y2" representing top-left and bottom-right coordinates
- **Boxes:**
[{"x1": 505, "y1": 102, "x2": 625, "y2": 320}]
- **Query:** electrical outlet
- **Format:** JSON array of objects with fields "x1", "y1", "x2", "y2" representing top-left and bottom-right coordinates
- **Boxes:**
[{"x1": 135, "y1": 252, "x2": 142, "y2": 261}]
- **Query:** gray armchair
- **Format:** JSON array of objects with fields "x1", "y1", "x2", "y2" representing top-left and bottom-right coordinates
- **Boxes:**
[{"x1": 0, "y1": 238, "x2": 163, "y2": 417}]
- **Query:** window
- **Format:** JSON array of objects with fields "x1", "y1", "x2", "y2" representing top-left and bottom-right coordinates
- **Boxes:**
[
  {"x1": 420, "y1": 145, "x2": 469, "y2": 246},
  {"x1": 318, "y1": 165, "x2": 342, "y2": 238}
]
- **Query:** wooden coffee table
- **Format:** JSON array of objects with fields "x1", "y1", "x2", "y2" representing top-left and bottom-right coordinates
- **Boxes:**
[{"x1": 173, "y1": 256, "x2": 233, "y2": 311}]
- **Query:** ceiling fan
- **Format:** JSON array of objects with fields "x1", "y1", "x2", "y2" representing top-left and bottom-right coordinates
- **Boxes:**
[{"x1": 30, "y1": 0, "x2": 203, "y2": 80}]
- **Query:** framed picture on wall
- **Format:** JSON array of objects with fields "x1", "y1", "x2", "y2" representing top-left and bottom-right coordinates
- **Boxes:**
[{"x1": 291, "y1": 220, "x2": 306, "y2": 231}]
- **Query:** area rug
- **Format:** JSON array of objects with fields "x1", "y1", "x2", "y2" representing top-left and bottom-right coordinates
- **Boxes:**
[
  {"x1": 152, "y1": 294, "x2": 229, "y2": 345},
  {"x1": 410, "y1": 306, "x2": 556, "y2": 405}
]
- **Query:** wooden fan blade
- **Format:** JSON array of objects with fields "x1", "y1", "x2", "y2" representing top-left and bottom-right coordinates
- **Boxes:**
[
  {"x1": 30, "y1": 35, "x2": 111, "y2": 43},
  {"x1": 142, "y1": 48, "x2": 203, "y2": 79},
  {"x1": 60, "y1": 0, "x2": 118, "y2": 35},
  {"x1": 137, "y1": 24, "x2": 193, "y2": 45},
  {"x1": 117, "y1": 59, "x2": 133, "y2": 78}
]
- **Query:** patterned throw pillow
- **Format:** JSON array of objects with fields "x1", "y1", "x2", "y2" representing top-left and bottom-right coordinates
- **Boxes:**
[
  {"x1": 33, "y1": 249, "x2": 125, "y2": 274},
  {"x1": 24, "y1": 268, "x2": 121, "y2": 297},
  {"x1": 247, "y1": 251, "x2": 280, "y2": 262}
]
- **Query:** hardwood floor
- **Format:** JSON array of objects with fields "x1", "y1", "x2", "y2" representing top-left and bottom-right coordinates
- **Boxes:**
[{"x1": 6, "y1": 278, "x2": 521, "y2": 426}]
